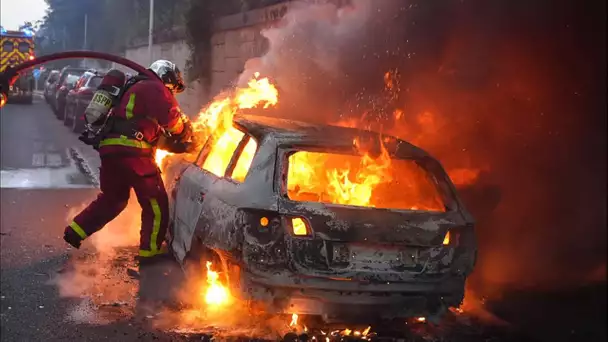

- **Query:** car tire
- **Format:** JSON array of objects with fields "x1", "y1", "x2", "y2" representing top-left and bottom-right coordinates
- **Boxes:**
[
  {"x1": 183, "y1": 237, "x2": 223, "y2": 280},
  {"x1": 72, "y1": 108, "x2": 85, "y2": 133},
  {"x1": 63, "y1": 104, "x2": 72, "y2": 126},
  {"x1": 56, "y1": 102, "x2": 65, "y2": 120}
]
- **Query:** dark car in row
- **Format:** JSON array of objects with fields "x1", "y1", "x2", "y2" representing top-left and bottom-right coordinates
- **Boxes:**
[
  {"x1": 63, "y1": 70, "x2": 105, "y2": 133},
  {"x1": 43, "y1": 70, "x2": 60, "y2": 103},
  {"x1": 42, "y1": 66, "x2": 105, "y2": 133},
  {"x1": 46, "y1": 66, "x2": 89, "y2": 115}
]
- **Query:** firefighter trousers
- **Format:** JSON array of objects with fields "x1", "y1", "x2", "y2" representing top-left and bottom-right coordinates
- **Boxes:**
[{"x1": 66, "y1": 156, "x2": 169, "y2": 257}]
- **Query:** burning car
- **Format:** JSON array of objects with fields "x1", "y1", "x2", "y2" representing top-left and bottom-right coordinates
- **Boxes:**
[{"x1": 168, "y1": 114, "x2": 476, "y2": 322}]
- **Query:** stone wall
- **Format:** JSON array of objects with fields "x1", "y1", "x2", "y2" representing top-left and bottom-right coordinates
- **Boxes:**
[
  {"x1": 118, "y1": 40, "x2": 205, "y2": 116},
  {"x1": 122, "y1": 0, "x2": 348, "y2": 115}
]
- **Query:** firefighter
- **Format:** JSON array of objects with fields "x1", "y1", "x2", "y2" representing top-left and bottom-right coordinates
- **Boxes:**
[{"x1": 63, "y1": 60, "x2": 194, "y2": 264}]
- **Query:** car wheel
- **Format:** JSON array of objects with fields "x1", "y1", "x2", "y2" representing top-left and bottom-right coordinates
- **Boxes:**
[
  {"x1": 72, "y1": 110, "x2": 85, "y2": 133},
  {"x1": 56, "y1": 102, "x2": 65, "y2": 120},
  {"x1": 63, "y1": 104, "x2": 72, "y2": 126},
  {"x1": 183, "y1": 238, "x2": 222, "y2": 279}
]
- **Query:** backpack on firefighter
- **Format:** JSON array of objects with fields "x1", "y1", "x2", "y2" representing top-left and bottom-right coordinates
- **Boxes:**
[
  {"x1": 78, "y1": 69, "x2": 145, "y2": 148},
  {"x1": 78, "y1": 68, "x2": 195, "y2": 154}
]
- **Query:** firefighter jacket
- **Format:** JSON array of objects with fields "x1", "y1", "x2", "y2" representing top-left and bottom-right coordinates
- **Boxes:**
[{"x1": 98, "y1": 79, "x2": 185, "y2": 158}]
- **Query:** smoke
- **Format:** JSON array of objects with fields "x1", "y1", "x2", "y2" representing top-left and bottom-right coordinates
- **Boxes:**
[
  {"x1": 239, "y1": 0, "x2": 406, "y2": 123},
  {"x1": 51, "y1": 194, "x2": 142, "y2": 321},
  {"x1": 237, "y1": 0, "x2": 606, "y2": 299}
]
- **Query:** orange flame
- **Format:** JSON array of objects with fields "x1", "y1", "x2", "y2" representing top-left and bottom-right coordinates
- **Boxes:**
[
  {"x1": 290, "y1": 313, "x2": 298, "y2": 327},
  {"x1": 203, "y1": 261, "x2": 230, "y2": 307},
  {"x1": 286, "y1": 142, "x2": 445, "y2": 211},
  {"x1": 154, "y1": 72, "x2": 278, "y2": 170}
]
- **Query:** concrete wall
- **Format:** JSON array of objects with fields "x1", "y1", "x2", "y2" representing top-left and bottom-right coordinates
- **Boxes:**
[
  {"x1": 122, "y1": 0, "x2": 347, "y2": 116},
  {"x1": 120, "y1": 40, "x2": 205, "y2": 116}
]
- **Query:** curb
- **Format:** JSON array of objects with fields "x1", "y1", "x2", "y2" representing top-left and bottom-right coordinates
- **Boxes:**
[{"x1": 69, "y1": 147, "x2": 100, "y2": 187}]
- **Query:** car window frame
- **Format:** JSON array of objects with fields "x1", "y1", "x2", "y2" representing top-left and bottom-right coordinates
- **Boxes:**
[
  {"x1": 224, "y1": 135, "x2": 259, "y2": 184},
  {"x1": 277, "y1": 146, "x2": 457, "y2": 213},
  {"x1": 63, "y1": 74, "x2": 81, "y2": 88},
  {"x1": 74, "y1": 74, "x2": 89, "y2": 91},
  {"x1": 47, "y1": 72, "x2": 59, "y2": 83},
  {"x1": 195, "y1": 125, "x2": 255, "y2": 183},
  {"x1": 86, "y1": 75, "x2": 103, "y2": 88}
]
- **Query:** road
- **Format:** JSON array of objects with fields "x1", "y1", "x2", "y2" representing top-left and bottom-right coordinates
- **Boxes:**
[
  {"x1": 0, "y1": 99, "x2": 195, "y2": 341},
  {"x1": 0, "y1": 99, "x2": 604, "y2": 342}
]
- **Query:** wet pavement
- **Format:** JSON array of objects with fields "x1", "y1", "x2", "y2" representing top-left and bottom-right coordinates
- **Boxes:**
[{"x1": 1, "y1": 100, "x2": 605, "y2": 342}]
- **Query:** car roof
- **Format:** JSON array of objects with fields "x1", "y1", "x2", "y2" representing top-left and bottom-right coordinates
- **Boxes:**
[
  {"x1": 233, "y1": 114, "x2": 431, "y2": 158},
  {"x1": 60, "y1": 67, "x2": 88, "y2": 74}
]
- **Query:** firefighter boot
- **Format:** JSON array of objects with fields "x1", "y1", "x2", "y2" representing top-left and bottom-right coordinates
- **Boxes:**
[{"x1": 63, "y1": 229, "x2": 82, "y2": 249}]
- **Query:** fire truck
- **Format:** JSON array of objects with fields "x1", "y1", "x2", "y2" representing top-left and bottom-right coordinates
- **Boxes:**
[{"x1": 0, "y1": 26, "x2": 35, "y2": 104}]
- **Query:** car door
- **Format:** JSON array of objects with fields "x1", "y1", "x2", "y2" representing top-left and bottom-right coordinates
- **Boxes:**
[
  {"x1": 171, "y1": 128, "x2": 245, "y2": 260},
  {"x1": 66, "y1": 75, "x2": 85, "y2": 119},
  {"x1": 170, "y1": 126, "x2": 251, "y2": 261}
]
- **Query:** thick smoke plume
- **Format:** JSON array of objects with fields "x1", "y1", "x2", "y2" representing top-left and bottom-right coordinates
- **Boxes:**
[{"x1": 240, "y1": 0, "x2": 606, "y2": 299}]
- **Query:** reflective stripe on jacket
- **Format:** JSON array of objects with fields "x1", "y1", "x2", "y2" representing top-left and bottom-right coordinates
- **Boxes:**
[{"x1": 98, "y1": 79, "x2": 184, "y2": 157}]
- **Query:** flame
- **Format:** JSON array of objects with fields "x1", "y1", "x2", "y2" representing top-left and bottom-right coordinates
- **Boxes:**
[
  {"x1": 286, "y1": 141, "x2": 445, "y2": 211},
  {"x1": 290, "y1": 313, "x2": 298, "y2": 327},
  {"x1": 154, "y1": 72, "x2": 278, "y2": 171},
  {"x1": 155, "y1": 149, "x2": 173, "y2": 167},
  {"x1": 0, "y1": 93, "x2": 6, "y2": 108},
  {"x1": 203, "y1": 261, "x2": 230, "y2": 306},
  {"x1": 448, "y1": 167, "x2": 481, "y2": 186},
  {"x1": 362, "y1": 326, "x2": 371, "y2": 335}
]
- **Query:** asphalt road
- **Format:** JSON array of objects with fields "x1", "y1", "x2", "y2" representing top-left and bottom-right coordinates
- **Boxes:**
[{"x1": 0, "y1": 99, "x2": 604, "y2": 342}]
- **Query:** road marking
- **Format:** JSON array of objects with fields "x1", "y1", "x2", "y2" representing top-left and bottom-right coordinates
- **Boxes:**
[
  {"x1": 46, "y1": 143, "x2": 58, "y2": 153},
  {"x1": 32, "y1": 153, "x2": 45, "y2": 167},
  {"x1": 0, "y1": 169, "x2": 95, "y2": 189},
  {"x1": 46, "y1": 153, "x2": 63, "y2": 167}
]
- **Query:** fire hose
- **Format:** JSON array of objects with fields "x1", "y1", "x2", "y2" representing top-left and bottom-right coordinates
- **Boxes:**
[
  {"x1": 0, "y1": 50, "x2": 195, "y2": 153},
  {"x1": 0, "y1": 50, "x2": 156, "y2": 108}
]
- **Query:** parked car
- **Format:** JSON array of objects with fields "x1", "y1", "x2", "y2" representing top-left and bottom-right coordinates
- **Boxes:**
[
  {"x1": 53, "y1": 74, "x2": 81, "y2": 120},
  {"x1": 43, "y1": 70, "x2": 60, "y2": 103},
  {"x1": 168, "y1": 114, "x2": 477, "y2": 322},
  {"x1": 64, "y1": 70, "x2": 105, "y2": 133},
  {"x1": 49, "y1": 66, "x2": 88, "y2": 113}
]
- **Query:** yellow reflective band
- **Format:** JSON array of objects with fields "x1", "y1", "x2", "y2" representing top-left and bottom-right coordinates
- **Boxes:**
[
  {"x1": 139, "y1": 249, "x2": 159, "y2": 257},
  {"x1": 99, "y1": 136, "x2": 152, "y2": 149},
  {"x1": 69, "y1": 221, "x2": 88, "y2": 240},
  {"x1": 125, "y1": 93, "x2": 136, "y2": 119},
  {"x1": 138, "y1": 247, "x2": 168, "y2": 257},
  {"x1": 149, "y1": 198, "x2": 161, "y2": 253}
]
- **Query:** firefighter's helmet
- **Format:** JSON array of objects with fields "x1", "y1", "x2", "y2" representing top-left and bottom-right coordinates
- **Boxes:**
[{"x1": 149, "y1": 60, "x2": 185, "y2": 94}]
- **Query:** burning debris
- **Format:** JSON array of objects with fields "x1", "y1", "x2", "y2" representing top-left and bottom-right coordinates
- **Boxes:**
[{"x1": 203, "y1": 261, "x2": 231, "y2": 307}]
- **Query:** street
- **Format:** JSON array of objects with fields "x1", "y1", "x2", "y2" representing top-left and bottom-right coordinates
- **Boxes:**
[
  {"x1": 0, "y1": 99, "x2": 605, "y2": 342},
  {"x1": 0, "y1": 98, "x2": 195, "y2": 341}
]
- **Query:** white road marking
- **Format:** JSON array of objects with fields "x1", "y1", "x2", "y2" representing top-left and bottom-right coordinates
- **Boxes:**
[
  {"x1": 0, "y1": 169, "x2": 95, "y2": 189},
  {"x1": 32, "y1": 153, "x2": 45, "y2": 167},
  {"x1": 46, "y1": 153, "x2": 63, "y2": 167}
]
